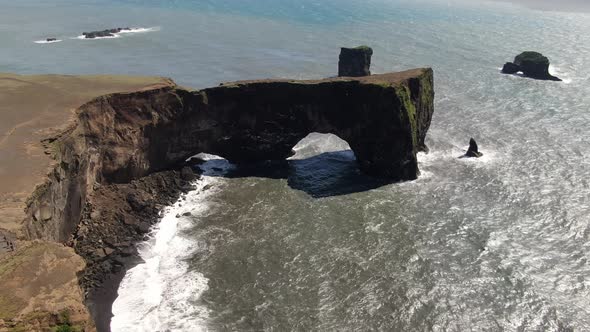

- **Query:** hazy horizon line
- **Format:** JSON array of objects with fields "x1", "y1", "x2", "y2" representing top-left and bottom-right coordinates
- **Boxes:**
[{"x1": 489, "y1": 0, "x2": 590, "y2": 13}]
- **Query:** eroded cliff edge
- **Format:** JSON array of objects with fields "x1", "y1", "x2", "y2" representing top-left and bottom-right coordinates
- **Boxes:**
[
  {"x1": 2, "y1": 68, "x2": 433, "y2": 331},
  {"x1": 0, "y1": 74, "x2": 174, "y2": 331}
]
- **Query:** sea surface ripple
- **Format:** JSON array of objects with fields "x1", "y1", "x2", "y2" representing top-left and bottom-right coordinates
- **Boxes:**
[{"x1": 2, "y1": 0, "x2": 589, "y2": 330}]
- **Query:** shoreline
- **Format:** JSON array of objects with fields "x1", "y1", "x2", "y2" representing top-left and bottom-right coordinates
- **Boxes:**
[
  {"x1": 76, "y1": 167, "x2": 202, "y2": 332},
  {"x1": 86, "y1": 258, "x2": 132, "y2": 332}
]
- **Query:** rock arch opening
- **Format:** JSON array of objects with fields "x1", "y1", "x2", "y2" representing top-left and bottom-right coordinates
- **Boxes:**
[
  {"x1": 192, "y1": 133, "x2": 388, "y2": 198},
  {"x1": 286, "y1": 133, "x2": 381, "y2": 198},
  {"x1": 289, "y1": 133, "x2": 353, "y2": 161}
]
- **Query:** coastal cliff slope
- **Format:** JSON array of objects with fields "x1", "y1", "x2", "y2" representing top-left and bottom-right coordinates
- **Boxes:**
[
  {"x1": 0, "y1": 68, "x2": 433, "y2": 331},
  {"x1": 0, "y1": 74, "x2": 174, "y2": 331}
]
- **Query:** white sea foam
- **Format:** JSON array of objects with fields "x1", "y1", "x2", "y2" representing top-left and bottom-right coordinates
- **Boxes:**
[
  {"x1": 549, "y1": 65, "x2": 573, "y2": 84},
  {"x1": 111, "y1": 155, "x2": 230, "y2": 332},
  {"x1": 498, "y1": 65, "x2": 573, "y2": 83},
  {"x1": 34, "y1": 39, "x2": 62, "y2": 44},
  {"x1": 118, "y1": 27, "x2": 160, "y2": 34},
  {"x1": 74, "y1": 34, "x2": 120, "y2": 40},
  {"x1": 289, "y1": 133, "x2": 352, "y2": 160}
]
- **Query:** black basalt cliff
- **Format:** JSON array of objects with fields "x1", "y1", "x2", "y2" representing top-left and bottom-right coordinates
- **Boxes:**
[
  {"x1": 25, "y1": 68, "x2": 434, "y2": 242},
  {"x1": 91, "y1": 68, "x2": 434, "y2": 184}
]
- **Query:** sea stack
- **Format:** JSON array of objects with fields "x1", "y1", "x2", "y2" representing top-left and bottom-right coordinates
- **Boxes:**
[
  {"x1": 465, "y1": 138, "x2": 483, "y2": 158},
  {"x1": 501, "y1": 51, "x2": 561, "y2": 81},
  {"x1": 338, "y1": 46, "x2": 373, "y2": 77}
]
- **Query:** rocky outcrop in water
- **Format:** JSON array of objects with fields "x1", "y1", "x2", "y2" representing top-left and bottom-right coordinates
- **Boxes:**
[
  {"x1": 501, "y1": 51, "x2": 561, "y2": 81},
  {"x1": 83, "y1": 28, "x2": 131, "y2": 39},
  {"x1": 338, "y1": 46, "x2": 373, "y2": 77},
  {"x1": 464, "y1": 138, "x2": 483, "y2": 158}
]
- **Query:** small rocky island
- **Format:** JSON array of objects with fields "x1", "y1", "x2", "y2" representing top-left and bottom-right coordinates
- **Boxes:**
[
  {"x1": 82, "y1": 27, "x2": 132, "y2": 39},
  {"x1": 464, "y1": 138, "x2": 483, "y2": 158},
  {"x1": 501, "y1": 51, "x2": 561, "y2": 81}
]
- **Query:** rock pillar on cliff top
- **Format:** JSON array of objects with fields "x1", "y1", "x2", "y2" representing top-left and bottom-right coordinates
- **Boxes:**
[{"x1": 338, "y1": 46, "x2": 373, "y2": 77}]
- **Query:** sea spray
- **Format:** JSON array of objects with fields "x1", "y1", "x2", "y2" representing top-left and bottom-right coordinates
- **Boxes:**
[
  {"x1": 33, "y1": 39, "x2": 63, "y2": 44},
  {"x1": 111, "y1": 155, "x2": 232, "y2": 331}
]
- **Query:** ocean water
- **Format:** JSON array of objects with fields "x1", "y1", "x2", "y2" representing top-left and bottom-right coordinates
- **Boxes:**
[{"x1": 3, "y1": 0, "x2": 590, "y2": 330}]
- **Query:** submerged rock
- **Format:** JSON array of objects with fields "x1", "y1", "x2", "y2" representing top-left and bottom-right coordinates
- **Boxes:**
[
  {"x1": 501, "y1": 51, "x2": 561, "y2": 81},
  {"x1": 338, "y1": 46, "x2": 373, "y2": 77},
  {"x1": 464, "y1": 138, "x2": 483, "y2": 158}
]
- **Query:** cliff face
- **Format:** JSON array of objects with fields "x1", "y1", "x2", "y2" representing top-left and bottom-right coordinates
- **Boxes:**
[
  {"x1": 24, "y1": 69, "x2": 434, "y2": 244},
  {"x1": 0, "y1": 73, "x2": 173, "y2": 331},
  {"x1": 23, "y1": 68, "x2": 434, "y2": 243}
]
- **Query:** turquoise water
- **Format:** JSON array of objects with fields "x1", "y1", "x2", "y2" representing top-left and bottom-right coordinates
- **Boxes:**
[
  {"x1": 3, "y1": 0, "x2": 590, "y2": 331},
  {"x1": 3, "y1": 0, "x2": 586, "y2": 88}
]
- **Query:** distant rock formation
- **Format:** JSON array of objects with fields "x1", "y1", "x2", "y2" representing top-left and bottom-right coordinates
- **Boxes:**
[
  {"x1": 82, "y1": 27, "x2": 131, "y2": 39},
  {"x1": 501, "y1": 51, "x2": 561, "y2": 81},
  {"x1": 464, "y1": 138, "x2": 483, "y2": 158},
  {"x1": 338, "y1": 46, "x2": 373, "y2": 77},
  {"x1": 46, "y1": 38, "x2": 57, "y2": 42}
]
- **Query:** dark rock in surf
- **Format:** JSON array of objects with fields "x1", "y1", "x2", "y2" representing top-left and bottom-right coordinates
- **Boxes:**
[
  {"x1": 46, "y1": 38, "x2": 57, "y2": 42},
  {"x1": 136, "y1": 222, "x2": 151, "y2": 234},
  {"x1": 464, "y1": 138, "x2": 483, "y2": 158},
  {"x1": 501, "y1": 51, "x2": 561, "y2": 81},
  {"x1": 338, "y1": 46, "x2": 373, "y2": 77},
  {"x1": 501, "y1": 62, "x2": 520, "y2": 74},
  {"x1": 82, "y1": 27, "x2": 132, "y2": 39},
  {"x1": 180, "y1": 166, "x2": 196, "y2": 181}
]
